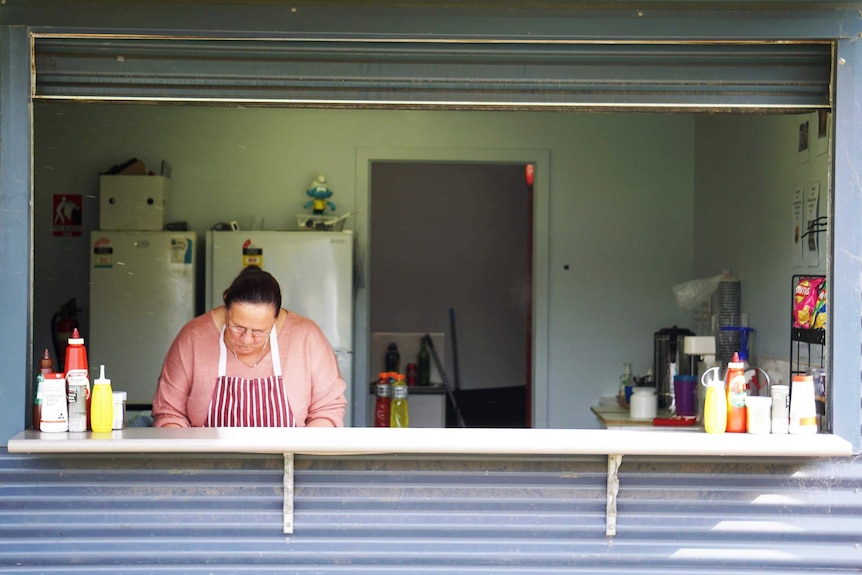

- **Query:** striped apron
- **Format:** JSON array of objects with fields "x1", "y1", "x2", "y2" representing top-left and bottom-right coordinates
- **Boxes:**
[{"x1": 206, "y1": 325, "x2": 296, "y2": 427}]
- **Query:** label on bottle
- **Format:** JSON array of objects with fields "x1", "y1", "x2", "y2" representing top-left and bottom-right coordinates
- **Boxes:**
[
  {"x1": 67, "y1": 372, "x2": 89, "y2": 432},
  {"x1": 40, "y1": 374, "x2": 69, "y2": 432},
  {"x1": 728, "y1": 372, "x2": 747, "y2": 408},
  {"x1": 728, "y1": 391, "x2": 747, "y2": 408},
  {"x1": 374, "y1": 398, "x2": 391, "y2": 427}
]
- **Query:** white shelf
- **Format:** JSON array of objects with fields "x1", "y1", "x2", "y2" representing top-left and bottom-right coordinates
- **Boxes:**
[{"x1": 7, "y1": 426, "x2": 852, "y2": 458}]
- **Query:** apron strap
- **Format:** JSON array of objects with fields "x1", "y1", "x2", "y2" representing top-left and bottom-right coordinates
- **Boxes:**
[
  {"x1": 269, "y1": 324, "x2": 282, "y2": 378},
  {"x1": 218, "y1": 325, "x2": 228, "y2": 377}
]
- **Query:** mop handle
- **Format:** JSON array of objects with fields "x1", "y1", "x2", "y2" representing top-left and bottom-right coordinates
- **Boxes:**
[{"x1": 423, "y1": 334, "x2": 466, "y2": 428}]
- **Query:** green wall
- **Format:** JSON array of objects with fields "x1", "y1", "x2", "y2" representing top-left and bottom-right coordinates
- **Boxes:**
[
  {"x1": 694, "y1": 113, "x2": 829, "y2": 387},
  {"x1": 35, "y1": 102, "x2": 707, "y2": 428}
]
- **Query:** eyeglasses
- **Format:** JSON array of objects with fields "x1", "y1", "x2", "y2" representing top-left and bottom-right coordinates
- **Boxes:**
[
  {"x1": 226, "y1": 314, "x2": 272, "y2": 340},
  {"x1": 227, "y1": 324, "x2": 270, "y2": 339}
]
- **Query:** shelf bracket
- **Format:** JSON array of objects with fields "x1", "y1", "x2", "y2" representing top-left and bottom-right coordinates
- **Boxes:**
[
  {"x1": 606, "y1": 454, "x2": 622, "y2": 537},
  {"x1": 283, "y1": 452, "x2": 294, "y2": 534}
]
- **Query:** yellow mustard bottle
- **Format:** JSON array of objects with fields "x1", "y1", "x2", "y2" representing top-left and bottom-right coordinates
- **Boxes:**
[
  {"x1": 90, "y1": 364, "x2": 114, "y2": 433},
  {"x1": 702, "y1": 366, "x2": 727, "y2": 434}
]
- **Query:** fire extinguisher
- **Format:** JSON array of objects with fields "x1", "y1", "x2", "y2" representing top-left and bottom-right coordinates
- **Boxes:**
[{"x1": 51, "y1": 298, "x2": 80, "y2": 372}]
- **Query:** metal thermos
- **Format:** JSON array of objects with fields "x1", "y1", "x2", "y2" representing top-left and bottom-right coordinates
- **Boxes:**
[{"x1": 653, "y1": 326, "x2": 695, "y2": 410}]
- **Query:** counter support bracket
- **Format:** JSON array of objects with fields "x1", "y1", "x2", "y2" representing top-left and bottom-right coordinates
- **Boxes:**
[
  {"x1": 606, "y1": 454, "x2": 622, "y2": 537},
  {"x1": 283, "y1": 452, "x2": 294, "y2": 534}
]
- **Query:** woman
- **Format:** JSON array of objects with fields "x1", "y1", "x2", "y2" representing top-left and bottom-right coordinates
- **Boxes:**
[{"x1": 152, "y1": 265, "x2": 347, "y2": 427}]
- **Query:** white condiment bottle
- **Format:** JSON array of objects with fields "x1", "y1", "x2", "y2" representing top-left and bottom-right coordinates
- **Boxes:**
[{"x1": 39, "y1": 373, "x2": 69, "y2": 432}]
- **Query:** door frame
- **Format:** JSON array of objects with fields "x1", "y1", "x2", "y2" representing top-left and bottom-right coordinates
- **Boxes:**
[{"x1": 354, "y1": 147, "x2": 551, "y2": 427}]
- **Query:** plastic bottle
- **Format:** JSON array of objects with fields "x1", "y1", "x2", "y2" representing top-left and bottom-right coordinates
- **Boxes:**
[
  {"x1": 618, "y1": 362, "x2": 634, "y2": 402},
  {"x1": 39, "y1": 373, "x2": 69, "y2": 432},
  {"x1": 90, "y1": 364, "x2": 114, "y2": 433},
  {"x1": 725, "y1": 352, "x2": 747, "y2": 433},
  {"x1": 112, "y1": 391, "x2": 127, "y2": 430},
  {"x1": 34, "y1": 349, "x2": 55, "y2": 428},
  {"x1": 789, "y1": 374, "x2": 818, "y2": 435},
  {"x1": 64, "y1": 328, "x2": 91, "y2": 432},
  {"x1": 374, "y1": 372, "x2": 392, "y2": 427},
  {"x1": 702, "y1": 367, "x2": 727, "y2": 434},
  {"x1": 390, "y1": 373, "x2": 409, "y2": 428},
  {"x1": 417, "y1": 338, "x2": 431, "y2": 386},
  {"x1": 40, "y1": 348, "x2": 54, "y2": 375},
  {"x1": 385, "y1": 343, "x2": 401, "y2": 373},
  {"x1": 644, "y1": 364, "x2": 655, "y2": 387}
]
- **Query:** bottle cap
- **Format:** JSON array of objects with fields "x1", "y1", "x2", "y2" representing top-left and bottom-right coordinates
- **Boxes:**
[
  {"x1": 39, "y1": 349, "x2": 53, "y2": 369},
  {"x1": 68, "y1": 327, "x2": 84, "y2": 345},
  {"x1": 94, "y1": 364, "x2": 111, "y2": 386},
  {"x1": 728, "y1": 351, "x2": 744, "y2": 369}
]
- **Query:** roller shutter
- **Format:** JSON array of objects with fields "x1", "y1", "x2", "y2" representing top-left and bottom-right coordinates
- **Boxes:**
[{"x1": 34, "y1": 37, "x2": 832, "y2": 111}]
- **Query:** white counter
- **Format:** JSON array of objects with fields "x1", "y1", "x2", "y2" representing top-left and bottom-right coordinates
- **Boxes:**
[{"x1": 7, "y1": 426, "x2": 853, "y2": 457}]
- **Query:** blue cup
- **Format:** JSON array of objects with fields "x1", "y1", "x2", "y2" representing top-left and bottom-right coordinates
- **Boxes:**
[{"x1": 624, "y1": 385, "x2": 634, "y2": 405}]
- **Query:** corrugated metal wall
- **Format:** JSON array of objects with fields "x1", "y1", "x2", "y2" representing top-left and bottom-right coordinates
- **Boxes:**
[{"x1": 2, "y1": 449, "x2": 861, "y2": 573}]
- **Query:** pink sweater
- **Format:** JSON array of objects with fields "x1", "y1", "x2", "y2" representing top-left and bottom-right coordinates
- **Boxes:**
[{"x1": 152, "y1": 310, "x2": 347, "y2": 427}]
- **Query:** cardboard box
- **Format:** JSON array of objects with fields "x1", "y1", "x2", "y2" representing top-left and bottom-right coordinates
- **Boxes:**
[{"x1": 99, "y1": 175, "x2": 169, "y2": 231}]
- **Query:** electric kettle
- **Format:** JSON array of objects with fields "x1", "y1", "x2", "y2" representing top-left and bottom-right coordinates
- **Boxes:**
[{"x1": 653, "y1": 325, "x2": 695, "y2": 410}]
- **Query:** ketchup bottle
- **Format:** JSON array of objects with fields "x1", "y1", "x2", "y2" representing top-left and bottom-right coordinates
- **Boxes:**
[
  {"x1": 725, "y1": 352, "x2": 747, "y2": 433},
  {"x1": 64, "y1": 328, "x2": 91, "y2": 432}
]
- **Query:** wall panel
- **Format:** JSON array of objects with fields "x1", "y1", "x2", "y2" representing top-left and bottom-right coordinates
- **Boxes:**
[{"x1": 2, "y1": 450, "x2": 861, "y2": 573}]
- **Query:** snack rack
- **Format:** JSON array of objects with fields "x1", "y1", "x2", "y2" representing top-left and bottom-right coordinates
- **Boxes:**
[{"x1": 790, "y1": 274, "x2": 826, "y2": 375}]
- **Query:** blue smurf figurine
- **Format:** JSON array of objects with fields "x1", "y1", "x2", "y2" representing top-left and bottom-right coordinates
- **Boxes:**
[{"x1": 304, "y1": 175, "x2": 336, "y2": 215}]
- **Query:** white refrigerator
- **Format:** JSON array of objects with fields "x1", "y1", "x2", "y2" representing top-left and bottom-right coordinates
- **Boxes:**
[
  {"x1": 205, "y1": 230, "x2": 354, "y2": 424},
  {"x1": 89, "y1": 231, "x2": 197, "y2": 406}
]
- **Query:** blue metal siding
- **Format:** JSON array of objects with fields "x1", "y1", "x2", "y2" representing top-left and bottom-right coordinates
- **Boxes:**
[
  {"x1": 0, "y1": 26, "x2": 33, "y2": 446},
  {"x1": 2, "y1": 450, "x2": 861, "y2": 573}
]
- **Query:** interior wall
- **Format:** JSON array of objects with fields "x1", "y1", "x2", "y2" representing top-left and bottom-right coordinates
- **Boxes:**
[
  {"x1": 370, "y1": 162, "x2": 530, "y2": 392},
  {"x1": 34, "y1": 103, "x2": 695, "y2": 428},
  {"x1": 693, "y1": 112, "x2": 830, "y2": 385}
]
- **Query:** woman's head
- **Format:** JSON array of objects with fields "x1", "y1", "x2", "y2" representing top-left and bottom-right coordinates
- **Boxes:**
[{"x1": 222, "y1": 265, "x2": 281, "y2": 318}]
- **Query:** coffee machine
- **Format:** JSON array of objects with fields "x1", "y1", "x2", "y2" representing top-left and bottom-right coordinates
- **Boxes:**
[{"x1": 653, "y1": 326, "x2": 695, "y2": 410}]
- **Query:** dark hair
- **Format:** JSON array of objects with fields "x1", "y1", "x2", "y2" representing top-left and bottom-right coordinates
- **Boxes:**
[{"x1": 222, "y1": 265, "x2": 281, "y2": 317}]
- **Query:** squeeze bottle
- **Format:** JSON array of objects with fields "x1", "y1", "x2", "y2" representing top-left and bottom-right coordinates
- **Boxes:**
[
  {"x1": 34, "y1": 349, "x2": 54, "y2": 428},
  {"x1": 39, "y1": 348, "x2": 54, "y2": 375},
  {"x1": 90, "y1": 364, "x2": 114, "y2": 433},
  {"x1": 618, "y1": 362, "x2": 634, "y2": 402},
  {"x1": 702, "y1": 366, "x2": 727, "y2": 434},
  {"x1": 725, "y1": 352, "x2": 747, "y2": 433},
  {"x1": 64, "y1": 328, "x2": 91, "y2": 432},
  {"x1": 39, "y1": 373, "x2": 69, "y2": 432}
]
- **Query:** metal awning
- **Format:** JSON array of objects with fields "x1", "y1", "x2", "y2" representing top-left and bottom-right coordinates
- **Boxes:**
[{"x1": 34, "y1": 37, "x2": 833, "y2": 111}]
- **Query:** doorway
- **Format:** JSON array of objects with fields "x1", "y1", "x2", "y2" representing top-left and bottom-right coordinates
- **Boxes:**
[
  {"x1": 369, "y1": 162, "x2": 532, "y2": 427},
  {"x1": 354, "y1": 147, "x2": 551, "y2": 427}
]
